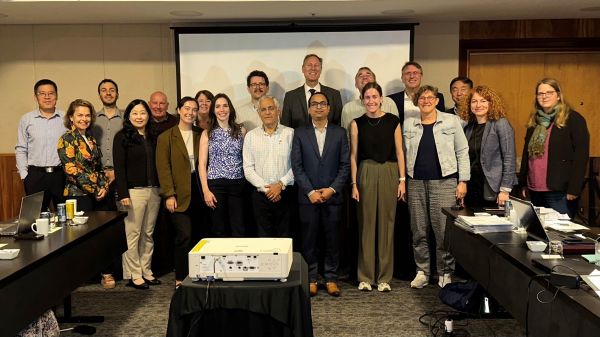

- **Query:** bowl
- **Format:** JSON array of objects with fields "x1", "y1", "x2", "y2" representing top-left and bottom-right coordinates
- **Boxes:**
[
  {"x1": 526, "y1": 241, "x2": 547, "y2": 252},
  {"x1": 72, "y1": 216, "x2": 89, "y2": 225}
]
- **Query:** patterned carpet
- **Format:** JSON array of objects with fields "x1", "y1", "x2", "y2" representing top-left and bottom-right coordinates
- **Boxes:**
[{"x1": 59, "y1": 273, "x2": 524, "y2": 337}]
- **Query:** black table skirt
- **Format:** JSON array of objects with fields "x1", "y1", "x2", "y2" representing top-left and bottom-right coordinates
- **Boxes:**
[{"x1": 167, "y1": 252, "x2": 313, "y2": 337}]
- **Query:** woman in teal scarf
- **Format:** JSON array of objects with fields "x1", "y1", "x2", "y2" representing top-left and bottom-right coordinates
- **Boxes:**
[{"x1": 518, "y1": 78, "x2": 589, "y2": 218}]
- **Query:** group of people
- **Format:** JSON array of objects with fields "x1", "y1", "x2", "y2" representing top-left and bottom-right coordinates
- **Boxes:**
[{"x1": 16, "y1": 55, "x2": 589, "y2": 301}]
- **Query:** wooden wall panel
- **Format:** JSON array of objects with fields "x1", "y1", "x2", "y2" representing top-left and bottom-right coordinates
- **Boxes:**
[
  {"x1": 0, "y1": 154, "x2": 25, "y2": 221},
  {"x1": 461, "y1": 19, "x2": 600, "y2": 40},
  {"x1": 469, "y1": 52, "x2": 600, "y2": 163}
]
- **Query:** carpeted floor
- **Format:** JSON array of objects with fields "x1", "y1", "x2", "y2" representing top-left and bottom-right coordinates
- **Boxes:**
[{"x1": 59, "y1": 273, "x2": 524, "y2": 337}]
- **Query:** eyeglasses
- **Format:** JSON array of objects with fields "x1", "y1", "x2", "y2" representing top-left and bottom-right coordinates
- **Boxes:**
[
  {"x1": 309, "y1": 102, "x2": 329, "y2": 108},
  {"x1": 249, "y1": 83, "x2": 267, "y2": 88},
  {"x1": 418, "y1": 96, "x2": 437, "y2": 102},
  {"x1": 36, "y1": 92, "x2": 56, "y2": 98},
  {"x1": 536, "y1": 90, "x2": 557, "y2": 98}
]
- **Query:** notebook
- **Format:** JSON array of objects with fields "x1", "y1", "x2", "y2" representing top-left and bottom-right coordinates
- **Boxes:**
[{"x1": 0, "y1": 191, "x2": 44, "y2": 236}]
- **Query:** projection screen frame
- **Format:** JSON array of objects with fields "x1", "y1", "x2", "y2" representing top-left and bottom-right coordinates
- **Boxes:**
[{"x1": 172, "y1": 21, "x2": 417, "y2": 104}]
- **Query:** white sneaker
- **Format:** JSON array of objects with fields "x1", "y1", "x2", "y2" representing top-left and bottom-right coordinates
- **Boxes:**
[
  {"x1": 377, "y1": 282, "x2": 391, "y2": 292},
  {"x1": 410, "y1": 271, "x2": 428, "y2": 289},
  {"x1": 438, "y1": 274, "x2": 452, "y2": 288},
  {"x1": 358, "y1": 281, "x2": 372, "y2": 291}
]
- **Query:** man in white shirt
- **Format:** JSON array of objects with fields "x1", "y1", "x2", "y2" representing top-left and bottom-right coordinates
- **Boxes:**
[
  {"x1": 237, "y1": 70, "x2": 269, "y2": 132},
  {"x1": 341, "y1": 66, "x2": 399, "y2": 132},
  {"x1": 388, "y1": 61, "x2": 445, "y2": 124},
  {"x1": 243, "y1": 96, "x2": 294, "y2": 237}
]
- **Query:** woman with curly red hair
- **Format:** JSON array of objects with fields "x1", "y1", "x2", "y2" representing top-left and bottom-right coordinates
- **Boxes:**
[{"x1": 458, "y1": 85, "x2": 518, "y2": 207}]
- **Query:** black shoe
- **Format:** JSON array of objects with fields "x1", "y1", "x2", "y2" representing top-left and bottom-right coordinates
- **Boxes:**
[
  {"x1": 143, "y1": 276, "x2": 162, "y2": 286},
  {"x1": 126, "y1": 279, "x2": 149, "y2": 290}
]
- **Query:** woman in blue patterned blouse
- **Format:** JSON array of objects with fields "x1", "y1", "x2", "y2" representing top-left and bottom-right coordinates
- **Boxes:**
[{"x1": 198, "y1": 93, "x2": 246, "y2": 237}]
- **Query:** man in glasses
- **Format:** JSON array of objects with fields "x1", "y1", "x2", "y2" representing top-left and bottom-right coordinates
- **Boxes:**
[
  {"x1": 15, "y1": 79, "x2": 67, "y2": 210},
  {"x1": 291, "y1": 92, "x2": 349, "y2": 297},
  {"x1": 238, "y1": 70, "x2": 270, "y2": 131},
  {"x1": 388, "y1": 61, "x2": 445, "y2": 125},
  {"x1": 281, "y1": 54, "x2": 342, "y2": 129}
]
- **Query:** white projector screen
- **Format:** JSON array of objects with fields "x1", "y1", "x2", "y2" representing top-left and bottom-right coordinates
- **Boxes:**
[{"x1": 175, "y1": 24, "x2": 414, "y2": 109}]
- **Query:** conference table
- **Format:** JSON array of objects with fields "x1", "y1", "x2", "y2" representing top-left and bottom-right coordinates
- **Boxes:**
[
  {"x1": 443, "y1": 208, "x2": 600, "y2": 337},
  {"x1": 167, "y1": 252, "x2": 313, "y2": 337},
  {"x1": 0, "y1": 211, "x2": 127, "y2": 337}
]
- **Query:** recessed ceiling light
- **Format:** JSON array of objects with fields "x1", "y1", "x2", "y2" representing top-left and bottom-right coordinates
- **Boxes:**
[
  {"x1": 580, "y1": 6, "x2": 600, "y2": 12},
  {"x1": 169, "y1": 10, "x2": 203, "y2": 17},
  {"x1": 381, "y1": 9, "x2": 415, "y2": 16}
]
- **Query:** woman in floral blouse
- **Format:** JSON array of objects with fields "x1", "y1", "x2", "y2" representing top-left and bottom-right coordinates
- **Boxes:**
[
  {"x1": 58, "y1": 99, "x2": 112, "y2": 287},
  {"x1": 58, "y1": 99, "x2": 108, "y2": 208}
]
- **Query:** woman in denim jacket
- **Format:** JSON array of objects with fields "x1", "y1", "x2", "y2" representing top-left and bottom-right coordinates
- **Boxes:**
[{"x1": 403, "y1": 85, "x2": 470, "y2": 290}]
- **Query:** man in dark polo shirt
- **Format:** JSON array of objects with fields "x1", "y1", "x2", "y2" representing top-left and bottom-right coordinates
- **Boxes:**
[{"x1": 149, "y1": 91, "x2": 177, "y2": 134}]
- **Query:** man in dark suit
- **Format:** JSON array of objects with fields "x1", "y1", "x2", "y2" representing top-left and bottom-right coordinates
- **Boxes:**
[
  {"x1": 446, "y1": 76, "x2": 473, "y2": 115},
  {"x1": 291, "y1": 92, "x2": 349, "y2": 297},
  {"x1": 281, "y1": 54, "x2": 342, "y2": 128},
  {"x1": 388, "y1": 61, "x2": 445, "y2": 124}
]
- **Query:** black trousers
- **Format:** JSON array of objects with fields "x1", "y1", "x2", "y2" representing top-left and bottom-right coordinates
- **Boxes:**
[
  {"x1": 299, "y1": 203, "x2": 342, "y2": 282},
  {"x1": 252, "y1": 189, "x2": 292, "y2": 238},
  {"x1": 23, "y1": 167, "x2": 65, "y2": 211},
  {"x1": 171, "y1": 173, "x2": 204, "y2": 281},
  {"x1": 207, "y1": 178, "x2": 245, "y2": 237}
]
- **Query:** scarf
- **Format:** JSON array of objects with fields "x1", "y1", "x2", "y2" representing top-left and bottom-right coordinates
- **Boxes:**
[{"x1": 527, "y1": 105, "x2": 559, "y2": 158}]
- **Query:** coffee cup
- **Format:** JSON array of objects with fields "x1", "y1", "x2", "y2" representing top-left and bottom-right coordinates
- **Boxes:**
[{"x1": 31, "y1": 218, "x2": 50, "y2": 236}]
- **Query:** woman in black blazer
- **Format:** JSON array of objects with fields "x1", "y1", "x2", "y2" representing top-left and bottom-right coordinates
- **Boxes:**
[
  {"x1": 113, "y1": 99, "x2": 161, "y2": 289},
  {"x1": 519, "y1": 78, "x2": 589, "y2": 218}
]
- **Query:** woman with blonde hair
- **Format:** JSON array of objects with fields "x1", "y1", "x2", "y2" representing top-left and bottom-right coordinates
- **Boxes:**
[
  {"x1": 518, "y1": 78, "x2": 589, "y2": 218},
  {"x1": 458, "y1": 85, "x2": 517, "y2": 207}
]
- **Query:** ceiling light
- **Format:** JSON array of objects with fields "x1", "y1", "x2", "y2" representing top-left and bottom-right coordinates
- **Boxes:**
[{"x1": 169, "y1": 10, "x2": 203, "y2": 17}]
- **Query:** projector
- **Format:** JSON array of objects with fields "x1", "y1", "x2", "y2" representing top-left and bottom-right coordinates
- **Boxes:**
[{"x1": 188, "y1": 237, "x2": 293, "y2": 281}]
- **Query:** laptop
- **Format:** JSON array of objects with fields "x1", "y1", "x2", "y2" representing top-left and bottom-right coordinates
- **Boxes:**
[
  {"x1": 509, "y1": 196, "x2": 568, "y2": 242},
  {"x1": 0, "y1": 191, "x2": 44, "y2": 236}
]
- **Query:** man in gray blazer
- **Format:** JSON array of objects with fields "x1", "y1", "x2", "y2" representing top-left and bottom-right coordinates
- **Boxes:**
[{"x1": 281, "y1": 54, "x2": 342, "y2": 128}]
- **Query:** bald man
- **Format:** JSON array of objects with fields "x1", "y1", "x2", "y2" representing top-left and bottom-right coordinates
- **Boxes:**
[{"x1": 149, "y1": 91, "x2": 178, "y2": 134}]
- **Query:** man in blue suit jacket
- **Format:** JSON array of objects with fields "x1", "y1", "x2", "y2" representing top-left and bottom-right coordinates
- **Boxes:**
[{"x1": 291, "y1": 92, "x2": 349, "y2": 297}]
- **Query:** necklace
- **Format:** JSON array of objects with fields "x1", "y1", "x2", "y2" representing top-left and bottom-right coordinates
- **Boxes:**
[{"x1": 367, "y1": 115, "x2": 383, "y2": 127}]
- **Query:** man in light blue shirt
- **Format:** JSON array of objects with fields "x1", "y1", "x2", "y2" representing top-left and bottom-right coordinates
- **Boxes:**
[{"x1": 15, "y1": 79, "x2": 67, "y2": 210}]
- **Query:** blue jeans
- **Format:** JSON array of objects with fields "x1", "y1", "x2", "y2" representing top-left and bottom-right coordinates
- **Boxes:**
[{"x1": 529, "y1": 190, "x2": 578, "y2": 219}]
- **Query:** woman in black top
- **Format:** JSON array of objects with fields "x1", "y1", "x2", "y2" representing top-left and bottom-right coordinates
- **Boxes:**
[
  {"x1": 113, "y1": 99, "x2": 161, "y2": 289},
  {"x1": 350, "y1": 82, "x2": 405, "y2": 293},
  {"x1": 519, "y1": 78, "x2": 589, "y2": 218}
]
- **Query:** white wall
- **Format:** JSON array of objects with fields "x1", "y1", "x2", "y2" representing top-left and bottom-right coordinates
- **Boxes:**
[{"x1": 0, "y1": 21, "x2": 459, "y2": 153}]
